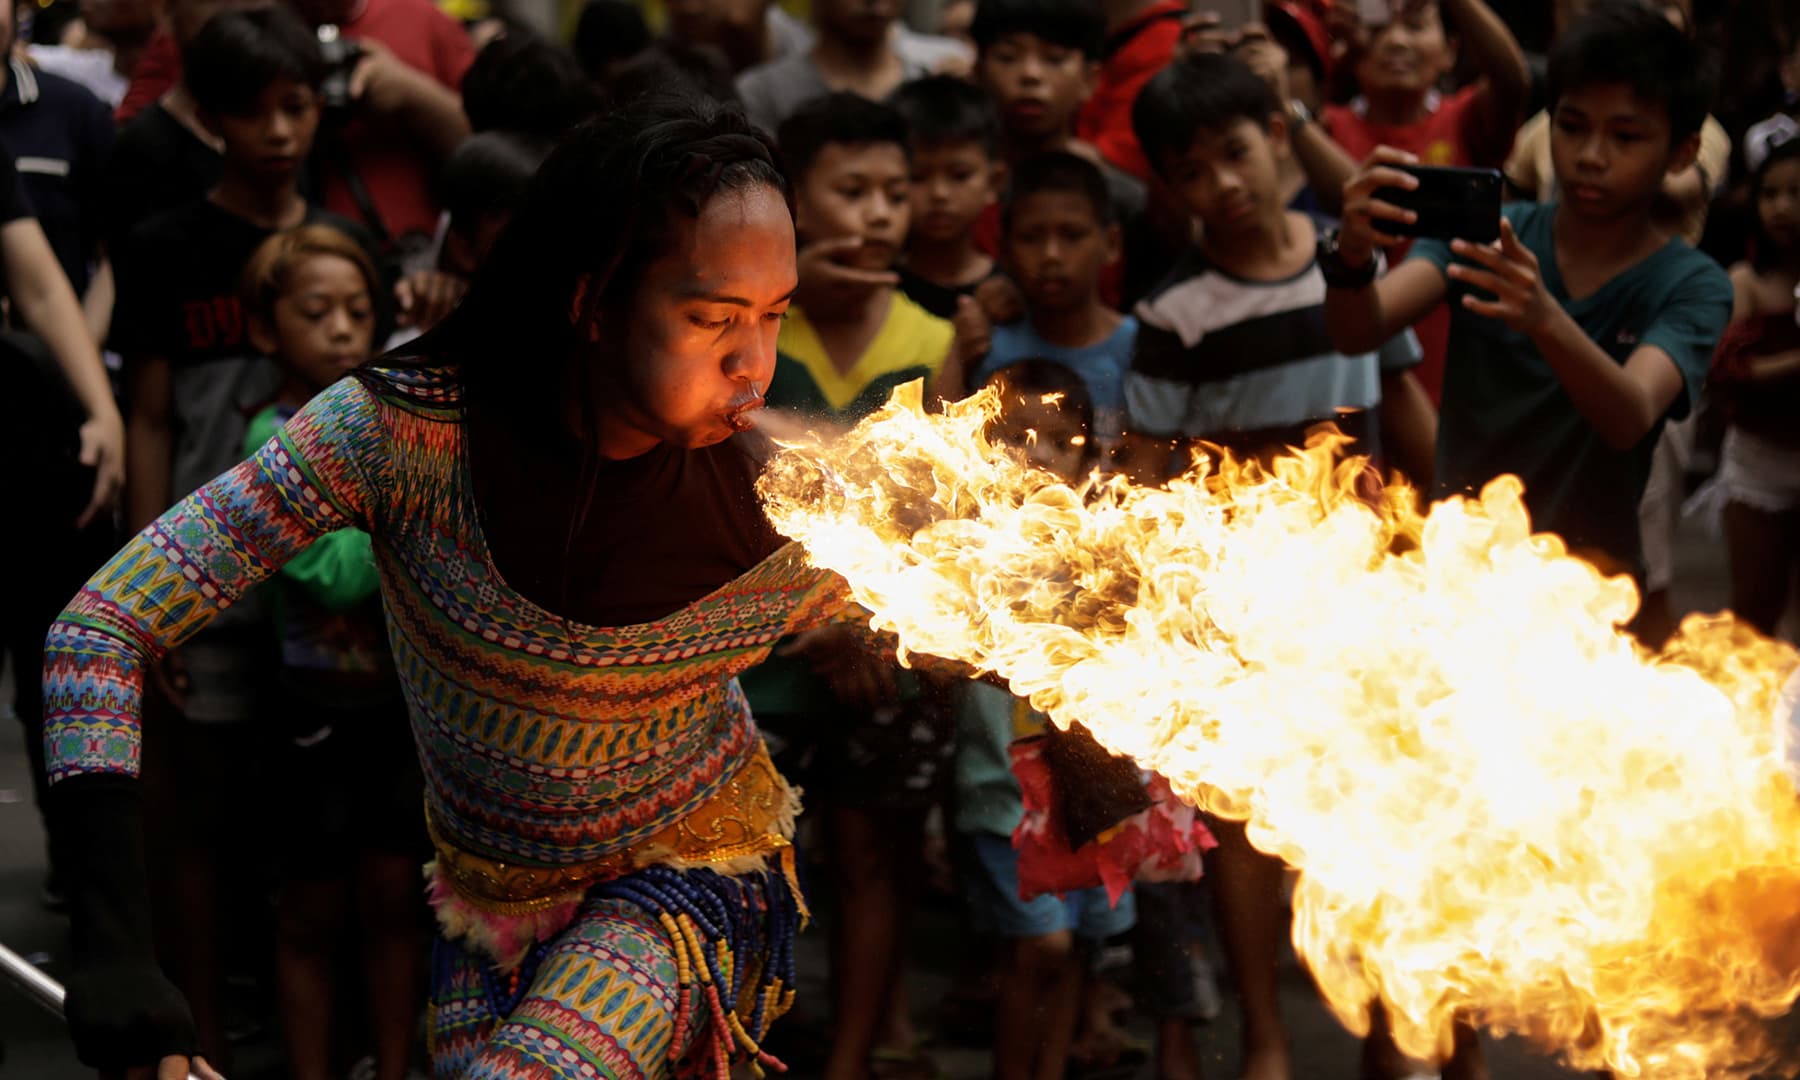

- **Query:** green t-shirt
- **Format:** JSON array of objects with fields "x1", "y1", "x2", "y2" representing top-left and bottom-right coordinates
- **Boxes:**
[
  {"x1": 1410, "y1": 201, "x2": 1731, "y2": 577},
  {"x1": 244, "y1": 402, "x2": 392, "y2": 698}
]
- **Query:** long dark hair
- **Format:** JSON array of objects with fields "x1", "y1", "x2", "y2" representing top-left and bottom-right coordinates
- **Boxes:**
[
  {"x1": 367, "y1": 93, "x2": 787, "y2": 611},
  {"x1": 379, "y1": 91, "x2": 788, "y2": 433}
]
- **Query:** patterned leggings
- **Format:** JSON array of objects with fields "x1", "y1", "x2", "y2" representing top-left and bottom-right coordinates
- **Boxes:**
[{"x1": 429, "y1": 895, "x2": 689, "y2": 1079}]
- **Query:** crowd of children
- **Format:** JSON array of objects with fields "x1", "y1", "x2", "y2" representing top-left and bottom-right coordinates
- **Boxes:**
[{"x1": 5, "y1": 0, "x2": 1800, "y2": 1077}]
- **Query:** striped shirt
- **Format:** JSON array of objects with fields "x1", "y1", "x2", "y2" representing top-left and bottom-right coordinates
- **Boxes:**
[{"x1": 1125, "y1": 246, "x2": 1419, "y2": 458}]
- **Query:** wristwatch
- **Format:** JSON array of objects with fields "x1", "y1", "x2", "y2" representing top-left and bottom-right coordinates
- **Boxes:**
[
  {"x1": 1316, "y1": 228, "x2": 1379, "y2": 290},
  {"x1": 1286, "y1": 99, "x2": 1314, "y2": 132}
]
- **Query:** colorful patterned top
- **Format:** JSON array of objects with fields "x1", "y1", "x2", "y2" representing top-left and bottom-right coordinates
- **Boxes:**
[{"x1": 43, "y1": 367, "x2": 849, "y2": 869}]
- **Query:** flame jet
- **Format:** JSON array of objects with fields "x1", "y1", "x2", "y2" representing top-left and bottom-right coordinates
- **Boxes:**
[{"x1": 758, "y1": 382, "x2": 1800, "y2": 1080}]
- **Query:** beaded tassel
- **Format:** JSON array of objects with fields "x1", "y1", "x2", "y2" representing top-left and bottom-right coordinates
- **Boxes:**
[{"x1": 595, "y1": 863, "x2": 804, "y2": 1078}]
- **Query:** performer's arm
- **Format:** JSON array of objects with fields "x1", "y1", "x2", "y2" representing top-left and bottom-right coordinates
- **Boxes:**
[{"x1": 43, "y1": 376, "x2": 389, "y2": 1074}]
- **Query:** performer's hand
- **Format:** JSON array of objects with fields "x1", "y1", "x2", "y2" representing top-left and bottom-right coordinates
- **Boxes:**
[
  {"x1": 67, "y1": 958, "x2": 203, "y2": 1076},
  {"x1": 779, "y1": 625, "x2": 899, "y2": 712},
  {"x1": 1231, "y1": 23, "x2": 1292, "y2": 104},
  {"x1": 121, "y1": 1054, "x2": 225, "y2": 1080}
]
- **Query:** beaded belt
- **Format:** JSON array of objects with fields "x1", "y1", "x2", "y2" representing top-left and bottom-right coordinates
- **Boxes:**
[{"x1": 425, "y1": 742, "x2": 800, "y2": 916}]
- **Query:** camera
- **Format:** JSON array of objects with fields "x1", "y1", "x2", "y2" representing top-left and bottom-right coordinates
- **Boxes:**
[{"x1": 316, "y1": 24, "x2": 363, "y2": 120}]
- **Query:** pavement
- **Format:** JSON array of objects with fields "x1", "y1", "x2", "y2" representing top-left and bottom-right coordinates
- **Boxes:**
[{"x1": 0, "y1": 508, "x2": 1773, "y2": 1080}]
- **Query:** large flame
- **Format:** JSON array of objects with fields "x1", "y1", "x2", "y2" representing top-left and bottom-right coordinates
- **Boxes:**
[{"x1": 757, "y1": 382, "x2": 1800, "y2": 1078}]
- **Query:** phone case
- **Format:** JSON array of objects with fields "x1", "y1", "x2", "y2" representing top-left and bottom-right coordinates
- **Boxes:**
[{"x1": 1373, "y1": 165, "x2": 1503, "y2": 244}]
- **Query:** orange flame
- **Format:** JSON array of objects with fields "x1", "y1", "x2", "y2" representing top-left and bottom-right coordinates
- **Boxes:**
[{"x1": 757, "y1": 382, "x2": 1800, "y2": 1078}]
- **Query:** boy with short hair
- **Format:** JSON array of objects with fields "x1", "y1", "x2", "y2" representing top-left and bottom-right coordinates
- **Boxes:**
[
  {"x1": 889, "y1": 74, "x2": 1005, "y2": 320},
  {"x1": 105, "y1": 6, "x2": 386, "y2": 1063},
  {"x1": 970, "y1": 0, "x2": 1146, "y2": 306},
  {"x1": 971, "y1": 0, "x2": 1139, "y2": 209},
  {"x1": 755, "y1": 90, "x2": 962, "y2": 1080},
  {"x1": 735, "y1": 0, "x2": 971, "y2": 136},
  {"x1": 955, "y1": 361, "x2": 1142, "y2": 1080},
  {"x1": 1127, "y1": 51, "x2": 1433, "y2": 1080},
  {"x1": 1324, "y1": 0, "x2": 1732, "y2": 589},
  {"x1": 114, "y1": 5, "x2": 383, "y2": 534},
  {"x1": 770, "y1": 92, "x2": 958, "y2": 416},
  {"x1": 969, "y1": 151, "x2": 1134, "y2": 446},
  {"x1": 1324, "y1": 0, "x2": 1531, "y2": 399}
]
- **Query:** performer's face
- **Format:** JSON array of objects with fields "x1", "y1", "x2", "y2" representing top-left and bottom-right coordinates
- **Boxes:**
[{"x1": 603, "y1": 183, "x2": 796, "y2": 450}]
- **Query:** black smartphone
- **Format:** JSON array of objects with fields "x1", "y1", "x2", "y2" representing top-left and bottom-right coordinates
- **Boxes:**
[{"x1": 1372, "y1": 165, "x2": 1503, "y2": 244}]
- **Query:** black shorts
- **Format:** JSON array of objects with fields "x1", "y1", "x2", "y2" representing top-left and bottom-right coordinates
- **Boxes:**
[{"x1": 275, "y1": 696, "x2": 427, "y2": 877}]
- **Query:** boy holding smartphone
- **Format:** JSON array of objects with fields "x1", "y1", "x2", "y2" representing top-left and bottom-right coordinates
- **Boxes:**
[
  {"x1": 1323, "y1": 0, "x2": 1731, "y2": 595},
  {"x1": 1325, "y1": 0, "x2": 1530, "y2": 399}
]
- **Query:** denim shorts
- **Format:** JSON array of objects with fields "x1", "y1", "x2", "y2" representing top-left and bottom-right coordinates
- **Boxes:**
[{"x1": 956, "y1": 830, "x2": 1136, "y2": 941}]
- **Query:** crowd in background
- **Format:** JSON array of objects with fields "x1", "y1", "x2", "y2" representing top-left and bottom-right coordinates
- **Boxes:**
[{"x1": 2, "y1": 0, "x2": 1799, "y2": 1078}]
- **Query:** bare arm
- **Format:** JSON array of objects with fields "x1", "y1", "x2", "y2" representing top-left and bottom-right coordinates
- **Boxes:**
[
  {"x1": 1323, "y1": 146, "x2": 1452, "y2": 354},
  {"x1": 1326, "y1": 259, "x2": 1449, "y2": 355},
  {"x1": 1288, "y1": 111, "x2": 1358, "y2": 216},
  {"x1": 83, "y1": 253, "x2": 114, "y2": 346},
  {"x1": 1377, "y1": 368, "x2": 1437, "y2": 489},
  {"x1": 1234, "y1": 27, "x2": 1357, "y2": 214},
  {"x1": 351, "y1": 38, "x2": 472, "y2": 162},
  {"x1": 123, "y1": 353, "x2": 173, "y2": 533},
  {"x1": 1440, "y1": 0, "x2": 1531, "y2": 164},
  {"x1": 2, "y1": 217, "x2": 124, "y2": 526},
  {"x1": 1446, "y1": 219, "x2": 1686, "y2": 450},
  {"x1": 1743, "y1": 349, "x2": 1800, "y2": 383}
]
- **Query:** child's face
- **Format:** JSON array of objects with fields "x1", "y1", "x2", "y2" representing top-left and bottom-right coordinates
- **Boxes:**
[
  {"x1": 977, "y1": 33, "x2": 1095, "y2": 144},
  {"x1": 1758, "y1": 158, "x2": 1800, "y2": 252},
  {"x1": 1549, "y1": 82, "x2": 1687, "y2": 223},
  {"x1": 1160, "y1": 117, "x2": 1287, "y2": 235},
  {"x1": 1004, "y1": 188, "x2": 1117, "y2": 313},
  {"x1": 262, "y1": 254, "x2": 376, "y2": 393},
  {"x1": 795, "y1": 141, "x2": 911, "y2": 273},
  {"x1": 207, "y1": 77, "x2": 321, "y2": 187},
  {"x1": 990, "y1": 387, "x2": 1090, "y2": 480},
  {"x1": 814, "y1": 0, "x2": 901, "y2": 47},
  {"x1": 1354, "y1": 0, "x2": 1454, "y2": 101},
  {"x1": 908, "y1": 139, "x2": 998, "y2": 248}
]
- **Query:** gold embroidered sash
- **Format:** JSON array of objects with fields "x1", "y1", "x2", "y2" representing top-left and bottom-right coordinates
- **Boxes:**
[{"x1": 426, "y1": 743, "x2": 800, "y2": 916}]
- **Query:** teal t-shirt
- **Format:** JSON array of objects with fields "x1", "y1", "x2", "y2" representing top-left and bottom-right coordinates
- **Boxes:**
[{"x1": 1410, "y1": 202, "x2": 1731, "y2": 577}]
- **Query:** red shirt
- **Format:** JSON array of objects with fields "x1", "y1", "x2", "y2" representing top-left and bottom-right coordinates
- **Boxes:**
[
  {"x1": 115, "y1": 29, "x2": 175, "y2": 126},
  {"x1": 1325, "y1": 85, "x2": 1491, "y2": 402},
  {"x1": 115, "y1": 0, "x2": 473, "y2": 246},
  {"x1": 1077, "y1": 1, "x2": 1186, "y2": 182},
  {"x1": 323, "y1": 0, "x2": 474, "y2": 244}
]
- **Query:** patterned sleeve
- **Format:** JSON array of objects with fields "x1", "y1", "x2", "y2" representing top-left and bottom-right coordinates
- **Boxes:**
[{"x1": 43, "y1": 376, "x2": 391, "y2": 782}]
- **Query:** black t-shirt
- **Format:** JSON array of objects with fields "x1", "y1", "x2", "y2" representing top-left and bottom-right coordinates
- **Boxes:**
[
  {"x1": 99, "y1": 100, "x2": 222, "y2": 252},
  {"x1": 897, "y1": 264, "x2": 1001, "y2": 321},
  {"x1": 110, "y1": 198, "x2": 380, "y2": 362},
  {"x1": 0, "y1": 143, "x2": 33, "y2": 226},
  {"x1": 470, "y1": 420, "x2": 787, "y2": 629},
  {"x1": 111, "y1": 198, "x2": 384, "y2": 502},
  {"x1": 0, "y1": 59, "x2": 112, "y2": 296}
]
